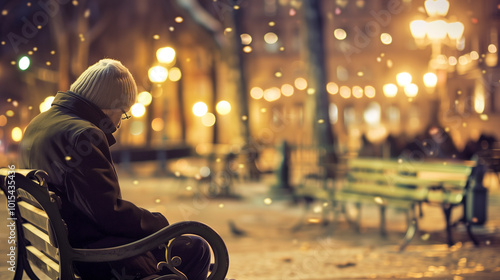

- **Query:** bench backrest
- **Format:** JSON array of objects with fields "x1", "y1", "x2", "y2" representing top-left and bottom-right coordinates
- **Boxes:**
[
  {"x1": 345, "y1": 158, "x2": 477, "y2": 204},
  {"x1": 1, "y1": 168, "x2": 79, "y2": 280}
]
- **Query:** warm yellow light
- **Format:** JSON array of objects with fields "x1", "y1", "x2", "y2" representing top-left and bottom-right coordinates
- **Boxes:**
[
  {"x1": 250, "y1": 87, "x2": 264, "y2": 99},
  {"x1": 449, "y1": 56, "x2": 458, "y2": 65},
  {"x1": 148, "y1": 66, "x2": 168, "y2": 83},
  {"x1": 156, "y1": 47, "x2": 176, "y2": 64},
  {"x1": 396, "y1": 72, "x2": 412, "y2": 87},
  {"x1": 201, "y1": 113, "x2": 216, "y2": 127},
  {"x1": 423, "y1": 72, "x2": 438, "y2": 88},
  {"x1": 326, "y1": 82, "x2": 339, "y2": 94},
  {"x1": 447, "y1": 22, "x2": 464, "y2": 40},
  {"x1": 151, "y1": 118, "x2": 164, "y2": 132},
  {"x1": 380, "y1": 33, "x2": 392, "y2": 45},
  {"x1": 193, "y1": 102, "x2": 208, "y2": 117},
  {"x1": 425, "y1": 0, "x2": 449, "y2": 17},
  {"x1": 339, "y1": 86, "x2": 351, "y2": 98},
  {"x1": 488, "y1": 44, "x2": 498, "y2": 53},
  {"x1": 169, "y1": 67, "x2": 182, "y2": 82},
  {"x1": 138, "y1": 91, "x2": 152, "y2": 106},
  {"x1": 263, "y1": 87, "x2": 281, "y2": 102},
  {"x1": 281, "y1": 84, "x2": 294, "y2": 97},
  {"x1": 475, "y1": 83, "x2": 486, "y2": 114},
  {"x1": 427, "y1": 20, "x2": 448, "y2": 40},
  {"x1": 383, "y1": 83, "x2": 398, "y2": 97},
  {"x1": 216, "y1": 100, "x2": 231, "y2": 115},
  {"x1": 39, "y1": 96, "x2": 55, "y2": 113},
  {"x1": 175, "y1": 17, "x2": 183, "y2": 23},
  {"x1": 470, "y1": 51, "x2": 479, "y2": 60},
  {"x1": 131, "y1": 103, "x2": 146, "y2": 117},
  {"x1": 364, "y1": 85, "x2": 376, "y2": 98},
  {"x1": 294, "y1": 77, "x2": 307, "y2": 90},
  {"x1": 264, "y1": 32, "x2": 278, "y2": 44},
  {"x1": 334, "y1": 28, "x2": 347, "y2": 40},
  {"x1": 5, "y1": 110, "x2": 14, "y2": 117},
  {"x1": 0, "y1": 115, "x2": 6, "y2": 126},
  {"x1": 404, "y1": 83, "x2": 419, "y2": 97},
  {"x1": 243, "y1": 46, "x2": 253, "y2": 53},
  {"x1": 130, "y1": 121, "x2": 144, "y2": 135},
  {"x1": 410, "y1": 20, "x2": 427, "y2": 39},
  {"x1": 240, "y1": 33, "x2": 252, "y2": 45},
  {"x1": 12, "y1": 127, "x2": 22, "y2": 142},
  {"x1": 352, "y1": 86, "x2": 363, "y2": 98}
]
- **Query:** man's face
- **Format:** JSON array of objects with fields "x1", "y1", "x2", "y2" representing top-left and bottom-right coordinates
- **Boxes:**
[{"x1": 102, "y1": 109, "x2": 129, "y2": 130}]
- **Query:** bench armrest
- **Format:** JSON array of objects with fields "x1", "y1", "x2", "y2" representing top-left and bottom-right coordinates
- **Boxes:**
[{"x1": 72, "y1": 221, "x2": 228, "y2": 279}]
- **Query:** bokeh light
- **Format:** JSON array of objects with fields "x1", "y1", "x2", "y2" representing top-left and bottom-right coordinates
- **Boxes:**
[
  {"x1": 156, "y1": 47, "x2": 176, "y2": 64},
  {"x1": 263, "y1": 87, "x2": 281, "y2": 102},
  {"x1": 148, "y1": 66, "x2": 168, "y2": 83},
  {"x1": 19, "y1": 56, "x2": 30, "y2": 70},
  {"x1": 193, "y1": 102, "x2": 208, "y2": 117},
  {"x1": 326, "y1": 82, "x2": 339, "y2": 95},
  {"x1": 201, "y1": 113, "x2": 216, "y2": 127},
  {"x1": 264, "y1": 32, "x2": 278, "y2": 44},
  {"x1": 130, "y1": 121, "x2": 144, "y2": 135},
  {"x1": 151, "y1": 118, "x2": 164, "y2": 131},
  {"x1": 334, "y1": 28, "x2": 347, "y2": 40},
  {"x1": 131, "y1": 103, "x2": 146, "y2": 117},
  {"x1": 281, "y1": 84, "x2": 294, "y2": 97},
  {"x1": 240, "y1": 33, "x2": 252, "y2": 45},
  {"x1": 12, "y1": 127, "x2": 22, "y2": 142},
  {"x1": 250, "y1": 87, "x2": 264, "y2": 99},
  {"x1": 216, "y1": 100, "x2": 231, "y2": 115},
  {"x1": 294, "y1": 77, "x2": 307, "y2": 90},
  {"x1": 137, "y1": 91, "x2": 152, "y2": 106},
  {"x1": 0, "y1": 115, "x2": 6, "y2": 126},
  {"x1": 383, "y1": 83, "x2": 398, "y2": 97},
  {"x1": 339, "y1": 86, "x2": 351, "y2": 98},
  {"x1": 169, "y1": 67, "x2": 182, "y2": 82}
]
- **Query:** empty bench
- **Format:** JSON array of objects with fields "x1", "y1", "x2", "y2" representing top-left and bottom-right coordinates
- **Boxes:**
[
  {"x1": 0, "y1": 168, "x2": 229, "y2": 280},
  {"x1": 334, "y1": 157, "x2": 481, "y2": 250}
]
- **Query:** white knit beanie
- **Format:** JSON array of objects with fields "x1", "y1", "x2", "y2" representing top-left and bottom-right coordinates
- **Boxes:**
[{"x1": 70, "y1": 58, "x2": 137, "y2": 110}]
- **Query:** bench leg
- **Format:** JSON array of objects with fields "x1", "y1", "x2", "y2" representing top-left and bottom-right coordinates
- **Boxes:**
[
  {"x1": 400, "y1": 206, "x2": 418, "y2": 251},
  {"x1": 443, "y1": 204, "x2": 454, "y2": 247},
  {"x1": 466, "y1": 221, "x2": 480, "y2": 246},
  {"x1": 400, "y1": 217, "x2": 418, "y2": 251},
  {"x1": 380, "y1": 206, "x2": 387, "y2": 237},
  {"x1": 355, "y1": 202, "x2": 362, "y2": 233}
]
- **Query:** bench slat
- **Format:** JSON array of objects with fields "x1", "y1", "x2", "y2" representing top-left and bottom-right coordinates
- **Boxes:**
[
  {"x1": 334, "y1": 191, "x2": 415, "y2": 209},
  {"x1": 26, "y1": 246, "x2": 60, "y2": 280},
  {"x1": 18, "y1": 201, "x2": 50, "y2": 233},
  {"x1": 349, "y1": 158, "x2": 474, "y2": 174},
  {"x1": 348, "y1": 171, "x2": 469, "y2": 189},
  {"x1": 23, "y1": 223, "x2": 59, "y2": 261},
  {"x1": 343, "y1": 182, "x2": 428, "y2": 201}
]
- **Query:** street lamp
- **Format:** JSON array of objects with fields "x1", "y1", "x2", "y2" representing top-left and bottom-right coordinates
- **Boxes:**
[{"x1": 409, "y1": 0, "x2": 464, "y2": 124}]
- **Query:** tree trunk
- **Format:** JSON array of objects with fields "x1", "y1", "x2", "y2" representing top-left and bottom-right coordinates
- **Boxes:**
[{"x1": 302, "y1": 0, "x2": 338, "y2": 172}]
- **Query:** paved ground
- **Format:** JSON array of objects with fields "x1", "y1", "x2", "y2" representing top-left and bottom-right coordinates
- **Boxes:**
[{"x1": 1, "y1": 161, "x2": 500, "y2": 279}]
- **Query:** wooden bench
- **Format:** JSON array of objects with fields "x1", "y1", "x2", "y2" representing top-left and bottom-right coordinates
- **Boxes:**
[
  {"x1": 0, "y1": 168, "x2": 229, "y2": 280},
  {"x1": 334, "y1": 157, "x2": 482, "y2": 250}
]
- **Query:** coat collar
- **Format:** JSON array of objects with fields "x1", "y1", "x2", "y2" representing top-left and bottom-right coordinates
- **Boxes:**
[{"x1": 51, "y1": 91, "x2": 117, "y2": 146}]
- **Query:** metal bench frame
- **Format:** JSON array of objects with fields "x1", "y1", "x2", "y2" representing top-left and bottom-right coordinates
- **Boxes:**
[
  {"x1": 336, "y1": 157, "x2": 481, "y2": 250},
  {"x1": 1, "y1": 168, "x2": 229, "y2": 280}
]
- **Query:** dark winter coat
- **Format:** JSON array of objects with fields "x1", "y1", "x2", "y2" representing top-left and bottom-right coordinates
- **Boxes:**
[{"x1": 19, "y1": 91, "x2": 169, "y2": 248}]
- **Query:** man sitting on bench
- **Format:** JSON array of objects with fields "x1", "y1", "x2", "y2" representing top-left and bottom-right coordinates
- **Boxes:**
[{"x1": 19, "y1": 58, "x2": 210, "y2": 280}]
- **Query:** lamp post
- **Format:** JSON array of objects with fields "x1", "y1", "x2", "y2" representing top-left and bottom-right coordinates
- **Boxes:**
[{"x1": 409, "y1": 0, "x2": 464, "y2": 126}]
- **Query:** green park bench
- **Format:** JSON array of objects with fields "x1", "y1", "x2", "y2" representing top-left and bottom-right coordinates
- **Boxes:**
[
  {"x1": 294, "y1": 157, "x2": 483, "y2": 250},
  {"x1": 0, "y1": 168, "x2": 229, "y2": 280}
]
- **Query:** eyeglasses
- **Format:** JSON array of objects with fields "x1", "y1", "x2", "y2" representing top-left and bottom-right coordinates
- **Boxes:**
[{"x1": 121, "y1": 111, "x2": 131, "y2": 120}]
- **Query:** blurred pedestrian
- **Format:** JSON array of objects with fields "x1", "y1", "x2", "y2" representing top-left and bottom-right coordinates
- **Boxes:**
[{"x1": 19, "y1": 59, "x2": 210, "y2": 280}]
